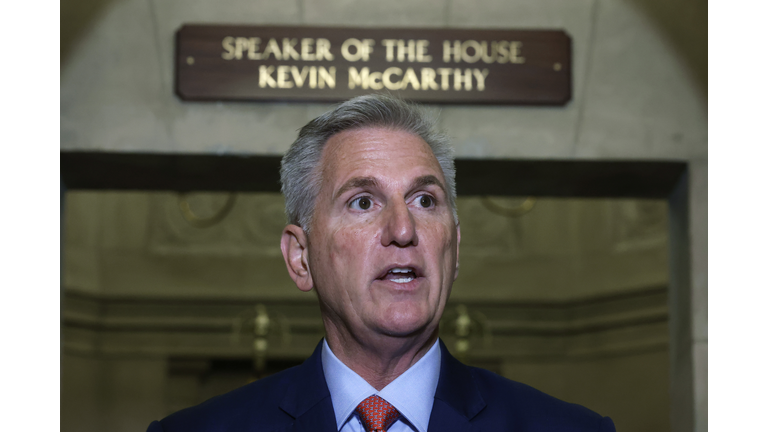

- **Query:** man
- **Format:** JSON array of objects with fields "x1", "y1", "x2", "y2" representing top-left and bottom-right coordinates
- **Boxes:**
[{"x1": 147, "y1": 95, "x2": 616, "y2": 432}]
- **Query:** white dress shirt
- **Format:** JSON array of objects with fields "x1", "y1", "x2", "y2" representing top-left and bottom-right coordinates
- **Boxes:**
[{"x1": 321, "y1": 338, "x2": 441, "y2": 432}]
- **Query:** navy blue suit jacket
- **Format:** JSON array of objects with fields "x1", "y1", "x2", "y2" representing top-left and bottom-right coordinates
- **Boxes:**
[{"x1": 147, "y1": 340, "x2": 616, "y2": 432}]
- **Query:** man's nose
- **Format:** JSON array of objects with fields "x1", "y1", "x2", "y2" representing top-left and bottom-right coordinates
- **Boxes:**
[{"x1": 381, "y1": 199, "x2": 418, "y2": 247}]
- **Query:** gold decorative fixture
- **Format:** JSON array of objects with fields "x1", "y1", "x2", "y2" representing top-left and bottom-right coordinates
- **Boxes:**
[
  {"x1": 454, "y1": 305, "x2": 473, "y2": 354},
  {"x1": 481, "y1": 196, "x2": 537, "y2": 218},
  {"x1": 252, "y1": 304, "x2": 271, "y2": 373},
  {"x1": 441, "y1": 304, "x2": 491, "y2": 362},
  {"x1": 177, "y1": 192, "x2": 237, "y2": 228},
  {"x1": 232, "y1": 304, "x2": 291, "y2": 377}
]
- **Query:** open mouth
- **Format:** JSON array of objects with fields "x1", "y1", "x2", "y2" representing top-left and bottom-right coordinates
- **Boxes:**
[{"x1": 378, "y1": 267, "x2": 419, "y2": 284}]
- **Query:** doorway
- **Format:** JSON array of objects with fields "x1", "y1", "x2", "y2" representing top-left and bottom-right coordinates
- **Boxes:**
[{"x1": 60, "y1": 152, "x2": 689, "y2": 432}]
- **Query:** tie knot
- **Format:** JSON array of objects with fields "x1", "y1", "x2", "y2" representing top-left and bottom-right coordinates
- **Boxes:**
[{"x1": 355, "y1": 395, "x2": 400, "y2": 432}]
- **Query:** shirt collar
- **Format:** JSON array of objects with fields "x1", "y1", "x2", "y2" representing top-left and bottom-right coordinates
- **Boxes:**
[{"x1": 321, "y1": 338, "x2": 441, "y2": 432}]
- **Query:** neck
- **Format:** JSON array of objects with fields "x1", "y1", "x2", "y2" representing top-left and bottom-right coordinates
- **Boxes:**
[{"x1": 324, "y1": 322, "x2": 439, "y2": 391}]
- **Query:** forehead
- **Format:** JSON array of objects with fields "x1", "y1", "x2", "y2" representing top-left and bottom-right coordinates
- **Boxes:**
[{"x1": 319, "y1": 127, "x2": 444, "y2": 187}]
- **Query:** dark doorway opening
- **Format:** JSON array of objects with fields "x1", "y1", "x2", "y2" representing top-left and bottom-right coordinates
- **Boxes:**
[{"x1": 60, "y1": 151, "x2": 692, "y2": 432}]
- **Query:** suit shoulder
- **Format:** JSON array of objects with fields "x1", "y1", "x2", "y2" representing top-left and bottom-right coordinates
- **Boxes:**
[
  {"x1": 468, "y1": 367, "x2": 614, "y2": 431},
  {"x1": 156, "y1": 365, "x2": 299, "y2": 432}
]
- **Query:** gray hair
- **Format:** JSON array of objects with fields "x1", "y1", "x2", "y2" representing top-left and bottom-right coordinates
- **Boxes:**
[{"x1": 280, "y1": 94, "x2": 457, "y2": 233}]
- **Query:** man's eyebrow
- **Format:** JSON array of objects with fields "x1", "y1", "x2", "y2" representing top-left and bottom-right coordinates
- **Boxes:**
[
  {"x1": 334, "y1": 177, "x2": 381, "y2": 201},
  {"x1": 333, "y1": 175, "x2": 446, "y2": 201},
  {"x1": 410, "y1": 175, "x2": 446, "y2": 194}
]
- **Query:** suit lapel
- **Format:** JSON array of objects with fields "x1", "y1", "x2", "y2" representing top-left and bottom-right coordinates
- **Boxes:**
[
  {"x1": 276, "y1": 339, "x2": 486, "y2": 432},
  {"x1": 428, "y1": 399, "x2": 478, "y2": 432},
  {"x1": 283, "y1": 402, "x2": 338, "y2": 432},
  {"x1": 427, "y1": 340, "x2": 486, "y2": 432},
  {"x1": 277, "y1": 341, "x2": 338, "y2": 432}
]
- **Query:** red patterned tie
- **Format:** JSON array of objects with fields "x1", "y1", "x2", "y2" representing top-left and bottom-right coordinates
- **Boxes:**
[{"x1": 355, "y1": 395, "x2": 400, "y2": 432}]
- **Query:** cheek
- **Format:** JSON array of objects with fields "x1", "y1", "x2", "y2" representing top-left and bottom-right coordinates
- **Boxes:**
[
  {"x1": 422, "y1": 221, "x2": 455, "y2": 251},
  {"x1": 327, "y1": 224, "x2": 376, "y2": 272},
  {"x1": 335, "y1": 215, "x2": 381, "y2": 245},
  {"x1": 432, "y1": 226, "x2": 458, "y2": 274}
]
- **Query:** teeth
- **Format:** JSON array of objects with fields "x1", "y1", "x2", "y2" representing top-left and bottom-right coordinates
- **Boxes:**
[
  {"x1": 391, "y1": 275, "x2": 415, "y2": 283},
  {"x1": 384, "y1": 267, "x2": 416, "y2": 283},
  {"x1": 389, "y1": 268, "x2": 414, "y2": 274}
]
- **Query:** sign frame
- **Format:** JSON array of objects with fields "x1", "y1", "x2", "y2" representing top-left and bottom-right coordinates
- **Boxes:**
[{"x1": 176, "y1": 25, "x2": 572, "y2": 105}]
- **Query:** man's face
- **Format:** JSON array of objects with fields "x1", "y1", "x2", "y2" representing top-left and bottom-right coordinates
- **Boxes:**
[{"x1": 305, "y1": 127, "x2": 460, "y2": 340}]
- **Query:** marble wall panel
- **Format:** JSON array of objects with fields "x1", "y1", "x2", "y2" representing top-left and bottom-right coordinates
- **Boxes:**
[
  {"x1": 100, "y1": 359, "x2": 167, "y2": 432},
  {"x1": 689, "y1": 160, "x2": 707, "y2": 343},
  {"x1": 574, "y1": 0, "x2": 706, "y2": 159},
  {"x1": 150, "y1": 0, "x2": 302, "y2": 92},
  {"x1": 443, "y1": 0, "x2": 595, "y2": 159},
  {"x1": 61, "y1": 354, "x2": 103, "y2": 432},
  {"x1": 304, "y1": 0, "x2": 448, "y2": 27},
  {"x1": 693, "y1": 341, "x2": 707, "y2": 432},
  {"x1": 64, "y1": 193, "x2": 104, "y2": 293},
  {"x1": 60, "y1": 0, "x2": 171, "y2": 152}
]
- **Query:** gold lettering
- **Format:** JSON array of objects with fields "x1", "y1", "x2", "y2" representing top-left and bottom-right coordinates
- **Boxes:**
[
  {"x1": 421, "y1": 68, "x2": 439, "y2": 90},
  {"x1": 362, "y1": 39, "x2": 376, "y2": 61},
  {"x1": 416, "y1": 40, "x2": 432, "y2": 63},
  {"x1": 481, "y1": 41, "x2": 497, "y2": 63},
  {"x1": 368, "y1": 71, "x2": 383, "y2": 90},
  {"x1": 341, "y1": 38, "x2": 359, "y2": 61},
  {"x1": 498, "y1": 41, "x2": 508, "y2": 63},
  {"x1": 454, "y1": 68, "x2": 473, "y2": 91},
  {"x1": 509, "y1": 41, "x2": 525, "y2": 63},
  {"x1": 473, "y1": 68, "x2": 489, "y2": 91},
  {"x1": 291, "y1": 66, "x2": 310, "y2": 87},
  {"x1": 259, "y1": 65, "x2": 276, "y2": 88},
  {"x1": 341, "y1": 38, "x2": 375, "y2": 62},
  {"x1": 383, "y1": 67, "x2": 403, "y2": 90},
  {"x1": 452, "y1": 40, "x2": 462, "y2": 63},
  {"x1": 316, "y1": 38, "x2": 334, "y2": 61},
  {"x1": 309, "y1": 67, "x2": 317, "y2": 88},
  {"x1": 442, "y1": 40, "x2": 516, "y2": 64},
  {"x1": 461, "y1": 40, "x2": 482, "y2": 63},
  {"x1": 235, "y1": 37, "x2": 250, "y2": 60},
  {"x1": 222, "y1": 37, "x2": 236, "y2": 60},
  {"x1": 318, "y1": 66, "x2": 336, "y2": 88},
  {"x1": 277, "y1": 65, "x2": 294, "y2": 88},
  {"x1": 282, "y1": 38, "x2": 300, "y2": 61},
  {"x1": 400, "y1": 67, "x2": 421, "y2": 90},
  {"x1": 497, "y1": 41, "x2": 509, "y2": 64},
  {"x1": 348, "y1": 67, "x2": 370, "y2": 89},
  {"x1": 247, "y1": 37, "x2": 262, "y2": 60},
  {"x1": 396, "y1": 40, "x2": 405, "y2": 62},
  {"x1": 437, "y1": 68, "x2": 452, "y2": 90},
  {"x1": 301, "y1": 38, "x2": 316, "y2": 61},
  {"x1": 407, "y1": 40, "x2": 416, "y2": 62},
  {"x1": 383, "y1": 39, "x2": 397, "y2": 62},
  {"x1": 381, "y1": 39, "x2": 426, "y2": 63},
  {"x1": 262, "y1": 38, "x2": 282, "y2": 60}
]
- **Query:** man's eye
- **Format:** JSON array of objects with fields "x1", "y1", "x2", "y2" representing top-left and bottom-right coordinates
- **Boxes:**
[
  {"x1": 417, "y1": 195, "x2": 434, "y2": 208},
  {"x1": 350, "y1": 196, "x2": 372, "y2": 210}
]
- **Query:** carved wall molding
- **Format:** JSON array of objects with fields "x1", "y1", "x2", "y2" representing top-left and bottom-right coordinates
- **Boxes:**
[
  {"x1": 62, "y1": 285, "x2": 668, "y2": 362},
  {"x1": 149, "y1": 192, "x2": 286, "y2": 257}
]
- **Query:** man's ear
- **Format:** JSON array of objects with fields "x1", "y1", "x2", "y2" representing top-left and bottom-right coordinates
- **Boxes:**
[
  {"x1": 454, "y1": 221, "x2": 461, "y2": 280},
  {"x1": 280, "y1": 224, "x2": 314, "y2": 292}
]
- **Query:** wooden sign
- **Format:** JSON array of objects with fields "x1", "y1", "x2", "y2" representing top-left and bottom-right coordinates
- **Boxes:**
[{"x1": 176, "y1": 25, "x2": 571, "y2": 105}]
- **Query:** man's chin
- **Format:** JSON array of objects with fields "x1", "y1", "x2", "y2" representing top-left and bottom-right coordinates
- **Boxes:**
[{"x1": 375, "y1": 315, "x2": 435, "y2": 339}]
